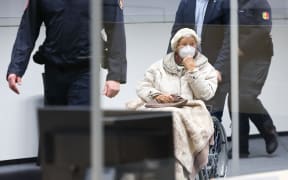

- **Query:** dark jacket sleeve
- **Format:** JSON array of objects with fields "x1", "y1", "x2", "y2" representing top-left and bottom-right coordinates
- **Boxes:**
[
  {"x1": 6, "y1": 0, "x2": 43, "y2": 79},
  {"x1": 103, "y1": 0, "x2": 127, "y2": 84},
  {"x1": 213, "y1": 0, "x2": 230, "y2": 75}
]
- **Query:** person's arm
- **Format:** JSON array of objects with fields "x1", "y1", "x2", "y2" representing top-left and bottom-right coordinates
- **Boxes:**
[
  {"x1": 102, "y1": 0, "x2": 127, "y2": 98},
  {"x1": 184, "y1": 55, "x2": 218, "y2": 101},
  {"x1": 136, "y1": 62, "x2": 163, "y2": 103},
  {"x1": 212, "y1": 0, "x2": 230, "y2": 82},
  {"x1": 103, "y1": 0, "x2": 127, "y2": 84},
  {"x1": 6, "y1": 0, "x2": 43, "y2": 94}
]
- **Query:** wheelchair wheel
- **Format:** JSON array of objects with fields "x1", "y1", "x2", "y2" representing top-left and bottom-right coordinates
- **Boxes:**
[
  {"x1": 211, "y1": 116, "x2": 228, "y2": 177},
  {"x1": 197, "y1": 116, "x2": 228, "y2": 179},
  {"x1": 195, "y1": 167, "x2": 209, "y2": 180}
]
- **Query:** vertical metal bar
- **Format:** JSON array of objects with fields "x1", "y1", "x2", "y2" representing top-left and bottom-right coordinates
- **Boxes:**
[
  {"x1": 230, "y1": 0, "x2": 240, "y2": 176},
  {"x1": 91, "y1": 0, "x2": 103, "y2": 179}
]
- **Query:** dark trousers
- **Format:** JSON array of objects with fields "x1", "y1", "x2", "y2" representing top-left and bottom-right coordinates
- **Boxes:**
[
  {"x1": 37, "y1": 64, "x2": 90, "y2": 165},
  {"x1": 43, "y1": 64, "x2": 90, "y2": 106},
  {"x1": 205, "y1": 81, "x2": 230, "y2": 122},
  {"x1": 228, "y1": 56, "x2": 275, "y2": 153}
]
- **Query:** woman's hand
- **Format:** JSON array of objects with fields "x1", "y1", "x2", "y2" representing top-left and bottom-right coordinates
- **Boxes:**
[
  {"x1": 182, "y1": 56, "x2": 196, "y2": 71},
  {"x1": 154, "y1": 94, "x2": 174, "y2": 103}
]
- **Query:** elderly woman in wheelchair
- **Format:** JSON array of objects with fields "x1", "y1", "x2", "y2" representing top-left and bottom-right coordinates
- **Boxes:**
[{"x1": 127, "y1": 28, "x2": 219, "y2": 179}]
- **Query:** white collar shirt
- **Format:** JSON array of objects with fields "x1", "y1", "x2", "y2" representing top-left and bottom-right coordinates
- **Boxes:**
[{"x1": 195, "y1": 0, "x2": 209, "y2": 40}]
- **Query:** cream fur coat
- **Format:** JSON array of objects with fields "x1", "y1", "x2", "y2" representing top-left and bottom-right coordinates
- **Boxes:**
[{"x1": 127, "y1": 52, "x2": 218, "y2": 179}]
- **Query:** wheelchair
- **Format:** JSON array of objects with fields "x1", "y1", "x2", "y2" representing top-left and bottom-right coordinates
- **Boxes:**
[
  {"x1": 114, "y1": 114, "x2": 228, "y2": 180},
  {"x1": 196, "y1": 116, "x2": 229, "y2": 180}
]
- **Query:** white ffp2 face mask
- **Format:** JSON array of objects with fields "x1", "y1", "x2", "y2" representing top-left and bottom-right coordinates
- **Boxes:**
[{"x1": 178, "y1": 45, "x2": 196, "y2": 58}]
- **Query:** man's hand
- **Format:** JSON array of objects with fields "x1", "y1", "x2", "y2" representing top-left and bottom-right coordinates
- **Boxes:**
[
  {"x1": 7, "y1": 74, "x2": 22, "y2": 94},
  {"x1": 216, "y1": 70, "x2": 222, "y2": 83},
  {"x1": 154, "y1": 94, "x2": 174, "y2": 103},
  {"x1": 239, "y1": 48, "x2": 244, "y2": 57},
  {"x1": 103, "y1": 80, "x2": 120, "y2": 98}
]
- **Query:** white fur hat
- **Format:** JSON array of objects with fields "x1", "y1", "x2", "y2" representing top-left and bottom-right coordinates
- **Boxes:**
[{"x1": 170, "y1": 28, "x2": 200, "y2": 51}]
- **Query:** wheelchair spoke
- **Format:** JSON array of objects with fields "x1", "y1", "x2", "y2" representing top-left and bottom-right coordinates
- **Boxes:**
[{"x1": 200, "y1": 116, "x2": 229, "y2": 179}]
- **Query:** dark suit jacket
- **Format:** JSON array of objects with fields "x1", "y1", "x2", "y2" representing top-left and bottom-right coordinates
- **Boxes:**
[
  {"x1": 7, "y1": 0, "x2": 127, "y2": 84},
  {"x1": 169, "y1": 0, "x2": 230, "y2": 81}
]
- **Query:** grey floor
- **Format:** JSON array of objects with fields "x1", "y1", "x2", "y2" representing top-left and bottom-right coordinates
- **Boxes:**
[{"x1": 226, "y1": 135, "x2": 288, "y2": 177}]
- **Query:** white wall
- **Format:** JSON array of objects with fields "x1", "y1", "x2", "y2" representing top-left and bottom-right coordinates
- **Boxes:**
[
  {"x1": 1, "y1": 0, "x2": 288, "y2": 161},
  {"x1": 0, "y1": 26, "x2": 45, "y2": 160}
]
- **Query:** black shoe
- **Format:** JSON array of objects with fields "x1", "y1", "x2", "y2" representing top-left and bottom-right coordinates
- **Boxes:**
[
  {"x1": 264, "y1": 129, "x2": 278, "y2": 154},
  {"x1": 228, "y1": 148, "x2": 249, "y2": 159}
]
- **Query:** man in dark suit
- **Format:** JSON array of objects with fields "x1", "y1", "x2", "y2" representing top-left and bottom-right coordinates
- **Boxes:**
[{"x1": 168, "y1": 0, "x2": 230, "y2": 122}]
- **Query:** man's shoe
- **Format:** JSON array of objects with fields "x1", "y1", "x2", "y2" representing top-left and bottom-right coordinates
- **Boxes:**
[
  {"x1": 264, "y1": 129, "x2": 278, "y2": 154},
  {"x1": 228, "y1": 148, "x2": 249, "y2": 159}
]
